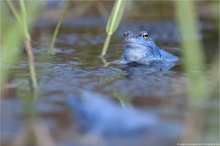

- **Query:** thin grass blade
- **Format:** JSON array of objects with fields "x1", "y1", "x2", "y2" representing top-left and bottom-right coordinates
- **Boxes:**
[
  {"x1": 101, "y1": 0, "x2": 127, "y2": 57},
  {"x1": 48, "y1": 0, "x2": 70, "y2": 55}
]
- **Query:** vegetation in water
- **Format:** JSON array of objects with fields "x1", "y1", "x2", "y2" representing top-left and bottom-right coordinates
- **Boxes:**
[
  {"x1": 0, "y1": 1, "x2": 219, "y2": 145},
  {"x1": 100, "y1": 0, "x2": 127, "y2": 58},
  {"x1": 3, "y1": 0, "x2": 42, "y2": 89},
  {"x1": 48, "y1": 0, "x2": 70, "y2": 55}
]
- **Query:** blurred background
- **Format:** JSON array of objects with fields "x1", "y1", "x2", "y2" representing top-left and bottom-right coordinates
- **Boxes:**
[{"x1": 1, "y1": 1, "x2": 219, "y2": 146}]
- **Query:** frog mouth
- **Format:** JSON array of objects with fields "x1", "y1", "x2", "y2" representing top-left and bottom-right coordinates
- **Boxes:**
[{"x1": 123, "y1": 41, "x2": 147, "y2": 47}]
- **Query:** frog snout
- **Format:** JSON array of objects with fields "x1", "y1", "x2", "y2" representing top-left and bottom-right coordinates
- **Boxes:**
[{"x1": 124, "y1": 31, "x2": 134, "y2": 38}]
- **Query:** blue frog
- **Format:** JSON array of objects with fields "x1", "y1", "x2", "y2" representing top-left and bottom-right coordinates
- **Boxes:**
[
  {"x1": 67, "y1": 91, "x2": 157, "y2": 135},
  {"x1": 115, "y1": 31, "x2": 179, "y2": 65}
]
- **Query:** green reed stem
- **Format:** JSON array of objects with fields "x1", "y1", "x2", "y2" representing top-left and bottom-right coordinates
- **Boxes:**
[
  {"x1": 19, "y1": 0, "x2": 37, "y2": 88},
  {"x1": 5, "y1": 0, "x2": 21, "y2": 23},
  {"x1": 100, "y1": 0, "x2": 126, "y2": 58},
  {"x1": 24, "y1": 41, "x2": 38, "y2": 89},
  {"x1": 101, "y1": 34, "x2": 111, "y2": 58},
  {"x1": 19, "y1": 0, "x2": 30, "y2": 40},
  {"x1": 48, "y1": 0, "x2": 70, "y2": 55},
  {"x1": 175, "y1": 1, "x2": 205, "y2": 103}
]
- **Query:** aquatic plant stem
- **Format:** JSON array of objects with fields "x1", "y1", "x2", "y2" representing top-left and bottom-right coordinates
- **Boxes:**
[
  {"x1": 106, "y1": 0, "x2": 125, "y2": 34},
  {"x1": 19, "y1": 0, "x2": 37, "y2": 88},
  {"x1": 175, "y1": 1, "x2": 205, "y2": 103},
  {"x1": 101, "y1": 34, "x2": 111, "y2": 58},
  {"x1": 24, "y1": 41, "x2": 38, "y2": 89},
  {"x1": 19, "y1": 0, "x2": 30, "y2": 40},
  {"x1": 48, "y1": 0, "x2": 69, "y2": 55},
  {"x1": 100, "y1": 0, "x2": 126, "y2": 58},
  {"x1": 5, "y1": 0, "x2": 21, "y2": 23}
]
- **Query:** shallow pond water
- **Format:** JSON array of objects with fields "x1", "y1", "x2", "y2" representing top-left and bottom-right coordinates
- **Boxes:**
[{"x1": 1, "y1": 17, "x2": 219, "y2": 146}]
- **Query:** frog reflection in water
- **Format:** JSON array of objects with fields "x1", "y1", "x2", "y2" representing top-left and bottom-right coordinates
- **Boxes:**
[{"x1": 115, "y1": 31, "x2": 179, "y2": 65}]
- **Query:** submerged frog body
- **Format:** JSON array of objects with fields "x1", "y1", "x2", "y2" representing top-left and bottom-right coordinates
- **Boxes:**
[
  {"x1": 67, "y1": 91, "x2": 157, "y2": 135},
  {"x1": 116, "y1": 31, "x2": 179, "y2": 65}
]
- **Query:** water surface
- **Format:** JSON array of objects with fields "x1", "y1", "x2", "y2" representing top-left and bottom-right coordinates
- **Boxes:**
[{"x1": 1, "y1": 17, "x2": 219, "y2": 146}]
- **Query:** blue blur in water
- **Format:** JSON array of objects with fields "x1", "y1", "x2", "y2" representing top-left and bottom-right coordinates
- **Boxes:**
[{"x1": 67, "y1": 91, "x2": 157, "y2": 135}]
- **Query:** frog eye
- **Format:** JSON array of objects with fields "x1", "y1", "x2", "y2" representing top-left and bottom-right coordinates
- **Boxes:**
[{"x1": 142, "y1": 32, "x2": 149, "y2": 39}]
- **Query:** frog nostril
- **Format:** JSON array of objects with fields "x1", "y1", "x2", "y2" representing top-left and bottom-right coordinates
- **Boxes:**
[{"x1": 124, "y1": 31, "x2": 134, "y2": 38}]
